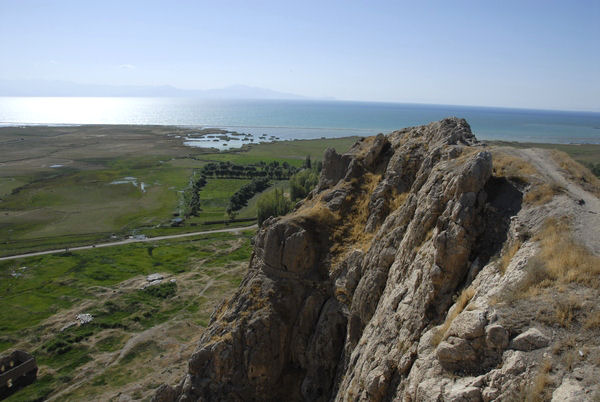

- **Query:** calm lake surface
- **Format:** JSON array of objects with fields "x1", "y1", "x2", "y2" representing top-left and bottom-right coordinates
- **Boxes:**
[{"x1": 1, "y1": 97, "x2": 599, "y2": 144}]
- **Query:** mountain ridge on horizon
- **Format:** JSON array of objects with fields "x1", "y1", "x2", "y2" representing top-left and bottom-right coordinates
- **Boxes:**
[{"x1": 0, "y1": 79, "x2": 335, "y2": 100}]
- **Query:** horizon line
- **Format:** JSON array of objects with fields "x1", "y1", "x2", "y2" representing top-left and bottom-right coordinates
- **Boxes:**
[{"x1": 1, "y1": 94, "x2": 599, "y2": 114}]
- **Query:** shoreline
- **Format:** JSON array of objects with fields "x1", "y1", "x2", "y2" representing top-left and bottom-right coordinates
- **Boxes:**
[{"x1": 1, "y1": 123, "x2": 600, "y2": 146}]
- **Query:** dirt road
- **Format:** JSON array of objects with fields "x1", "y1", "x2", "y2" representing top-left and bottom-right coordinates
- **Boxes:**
[
  {"x1": 505, "y1": 147, "x2": 600, "y2": 255},
  {"x1": 0, "y1": 225, "x2": 258, "y2": 261}
]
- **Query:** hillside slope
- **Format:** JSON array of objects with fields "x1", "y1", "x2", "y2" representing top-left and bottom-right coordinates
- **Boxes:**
[{"x1": 155, "y1": 118, "x2": 600, "y2": 401}]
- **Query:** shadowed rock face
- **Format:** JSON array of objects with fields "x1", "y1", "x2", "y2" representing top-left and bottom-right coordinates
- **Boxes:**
[{"x1": 155, "y1": 118, "x2": 598, "y2": 401}]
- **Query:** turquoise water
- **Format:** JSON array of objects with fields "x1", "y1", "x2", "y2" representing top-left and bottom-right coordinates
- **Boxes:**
[{"x1": 1, "y1": 97, "x2": 599, "y2": 143}]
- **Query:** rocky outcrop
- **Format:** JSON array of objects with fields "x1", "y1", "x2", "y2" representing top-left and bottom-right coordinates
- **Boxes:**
[{"x1": 156, "y1": 118, "x2": 600, "y2": 401}]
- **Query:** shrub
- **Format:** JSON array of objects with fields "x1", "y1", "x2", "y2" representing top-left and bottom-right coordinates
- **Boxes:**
[
  {"x1": 257, "y1": 188, "x2": 292, "y2": 226},
  {"x1": 142, "y1": 281, "x2": 177, "y2": 298},
  {"x1": 289, "y1": 169, "x2": 319, "y2": 201}
]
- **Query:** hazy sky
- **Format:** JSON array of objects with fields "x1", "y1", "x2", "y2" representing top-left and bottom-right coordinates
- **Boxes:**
[{"x1": 1, "y1": 0, "x2": 599, "y2": 111}]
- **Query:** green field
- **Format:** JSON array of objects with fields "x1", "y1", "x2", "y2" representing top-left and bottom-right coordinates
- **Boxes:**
[
  {"x1": 186, "y1": 178, "x2": 251, "y2": 222},
  {"x1": 0, "y1": 230, "x2": 253, "y2": 401},
  {"x1": 197, "y1": 137, "x2": 360, "y2": 166},
  {"x1": 0, "y1": 125, "x2": 358, "y2": 256}
]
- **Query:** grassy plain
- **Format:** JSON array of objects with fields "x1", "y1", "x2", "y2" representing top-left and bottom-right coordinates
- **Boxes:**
[
  {"x1": 0, "y1": 230, "x2": 253, "y2": 401},
  {"x1": 0, "y1": 125, "x2": 358, "y2": 256},
  {"x1": 198, "y1": 137, "x2": 359, "y2": 166}
]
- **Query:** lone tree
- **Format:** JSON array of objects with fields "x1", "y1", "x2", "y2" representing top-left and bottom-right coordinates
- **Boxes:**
[{"x1": 303, "y1": 155, "x2": 312, "y2": 169}]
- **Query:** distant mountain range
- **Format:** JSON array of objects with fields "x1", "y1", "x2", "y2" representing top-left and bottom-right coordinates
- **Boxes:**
[{"x1": 0, "y1": 80, "x2": 331, "y2": 100}]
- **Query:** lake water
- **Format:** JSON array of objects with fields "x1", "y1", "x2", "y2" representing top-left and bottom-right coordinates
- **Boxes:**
[{"x1": 1, "y1": 97, "x2": 599, "y2": 144}]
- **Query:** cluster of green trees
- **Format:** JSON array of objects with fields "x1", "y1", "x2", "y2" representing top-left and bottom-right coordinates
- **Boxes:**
[
  {"x1": 181, "y1": 173, "x2": 207, "y2": 217},
  {"x1": 180, "y1": 156, "x2": 323, "y2": 224},
  {"x1": 302, "y1": 155, "x2": 323, "y2": 172},
  {"x1": 256, "y1": 160, "x2": 322, "y2": 225},
  {"x1": 201, "y1": 161, "x2": 299, "y2": 180},
  {"x1": 257, "y1": 188, "x2": 292, "y2": 225},
  {"x1": 289, "y1": 168, "x2": 319, "y2": 201},
  {"x1": 226, "y1": 177, "x2": 271, "y2": 218}
]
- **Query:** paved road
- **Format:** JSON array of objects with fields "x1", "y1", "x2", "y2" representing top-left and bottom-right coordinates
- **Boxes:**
[{"x1": 0, "y1": 224, "x2": 258, "y2": 261}]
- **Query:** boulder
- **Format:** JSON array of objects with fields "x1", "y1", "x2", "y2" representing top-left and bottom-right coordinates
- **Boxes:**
[
  {"x1": 551, "y1": 378, "x2": 588, "y2": 402},
  {"x1": 446, "y1": 384, "x2": 482, "y2": 402},
  {"x1": 485, "y1": 324, "x2": 509, "y2": 350},
  {"x1": 447, "y1": 310, "x2": 487, "y2": 340},
  {"x1": 436, "y1": 337, "x2": 478, "y2": 368},
  {"x1": 510, "y1": 328, "x2": 550, "y2": 351}
]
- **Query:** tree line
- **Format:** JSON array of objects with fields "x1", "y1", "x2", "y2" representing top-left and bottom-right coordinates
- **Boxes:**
[
  {"x1": 201, "y1": 161, "x2": 300, "y2": 180},
  {"x1": 181, "y1": 173, "x2": 207, "y2": 218},
  {"x1": 226, "y1": 177, "x2": 271, "y2": 219}
]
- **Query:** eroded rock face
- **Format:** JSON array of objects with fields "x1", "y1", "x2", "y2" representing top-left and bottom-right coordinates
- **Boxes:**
[{"x1": 156, "y1": 118, "x2": 599, "y2": 402}]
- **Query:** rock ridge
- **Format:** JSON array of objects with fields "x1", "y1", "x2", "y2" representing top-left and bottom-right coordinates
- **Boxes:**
[{"x1": 155, "y1": 117, "x2": 600, "y2": 402}]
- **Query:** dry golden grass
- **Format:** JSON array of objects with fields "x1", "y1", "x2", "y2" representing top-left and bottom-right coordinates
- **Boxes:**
[
  {"x1": 550, "y1": 150, "x2": 600, "y2": 197},
  {"x1": 523, "y1": 359, "x2": 552, "y2": 402},
  {"x1": 453, "y1": 145, "x2": 481, "y2": 163},
  {"x1": 387, "y1": 190, "x2": 409, "y2": 213},
  {"x1": 553, "y1": 296, "x2": 583, "y2": 329},
  {"x1": 431, "y1": 286, "x2": 475, "y2": 346},
  {"x1": 499, "y1": 240, "x2": 522, "y2": 273},
  {"x1": 552, "y1": 335, "x2": 576, "y2": 356},
  {"x1": 330, "y1": 173, "x2": 381, "y2": 260},
  {"x1": 500, "y1": 217, "x2": 600, "y2": 329},
  {"x1": 297, "y1": 199, "x2": 339, "y2": 225},
  {"x1": 523, "y1": 183, "x2": 563, "y2": 206},
  {"x1": 507, "y1": 218, "x2": 599, "y2": 306},
  {"x1": 533, "y1": 218, "x2": 600, "y2": 286},
  {"x1": 491, "y1": 150, "x2": 538, "y2": 180},
  {"x1": 584, "y1": 311, "x2": 600, "y2": 330},
  {"x1": 562, "y1": 348, "x2": 580, "y2": 371},
  {"x1": 354, "y1": 136, "x2": 377, "y2": 158},
  {"x1": 291, "y1": 168, "x2": 390, "y2": 270}
]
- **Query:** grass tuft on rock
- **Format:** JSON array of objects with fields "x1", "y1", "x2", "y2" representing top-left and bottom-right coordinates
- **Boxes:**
[{"x1": 431, "y1": 286, "x2": 475, "y2": 346}]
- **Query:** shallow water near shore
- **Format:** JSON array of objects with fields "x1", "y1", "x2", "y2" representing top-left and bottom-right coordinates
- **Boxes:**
[{"x1": 1, "y1": 97, "x2": 599, "y2": 144}]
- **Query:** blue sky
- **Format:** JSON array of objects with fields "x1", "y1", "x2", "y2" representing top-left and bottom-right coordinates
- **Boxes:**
[{"x1": 0, "y1": 0, "x2": 598, "y2": 111}]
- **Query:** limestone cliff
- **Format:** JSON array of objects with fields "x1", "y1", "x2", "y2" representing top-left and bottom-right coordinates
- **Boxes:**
[{"x1": 155, "y1": 118, "x2": 600, "y2": 401}]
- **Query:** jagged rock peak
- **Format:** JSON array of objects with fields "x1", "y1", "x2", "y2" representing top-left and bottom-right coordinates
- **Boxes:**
[{"x1": 155, "y1": 118, "x2": 600, "y2": 402}]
